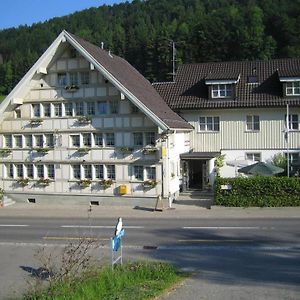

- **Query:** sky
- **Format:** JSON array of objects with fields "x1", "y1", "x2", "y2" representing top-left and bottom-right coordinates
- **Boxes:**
[{"x1": 0, "y1": 0, "x2": 129, "y2": 30}]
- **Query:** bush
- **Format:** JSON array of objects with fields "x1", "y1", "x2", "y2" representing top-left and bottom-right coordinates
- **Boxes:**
[{"x1": 215, "y1": 176, "x2": 300, "y2": 207}]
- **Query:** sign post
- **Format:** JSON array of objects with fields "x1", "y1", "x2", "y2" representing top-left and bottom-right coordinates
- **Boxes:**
[{"x1": 111, "y1": 217, "x2": 125, "y2": 269}]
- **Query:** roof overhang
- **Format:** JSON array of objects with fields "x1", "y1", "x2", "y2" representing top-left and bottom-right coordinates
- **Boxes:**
[
  {"x1": 180, "y1": 151, "x2": 220, "y2": 160},
  {"x1": 205, "y1": 79, "x2": 239, "y2": 85},
  {"x1": 279, "y1": 77, "x2": 300, "y2": 82}
]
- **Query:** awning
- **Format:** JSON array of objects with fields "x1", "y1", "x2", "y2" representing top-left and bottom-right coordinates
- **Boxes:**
[{"x1": 180, "y1": 152, "x2": 220, "y2": 160}]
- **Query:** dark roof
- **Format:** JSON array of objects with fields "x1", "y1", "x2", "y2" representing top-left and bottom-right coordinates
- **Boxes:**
[
  {"x1": 68, "y1": 32, "x2": 192, "y2": 130},
  {"x1": 205, "y1": 71, "x2": 240, "y2": 81},
  {"x1": 154, "y1": 59, "x2": 300, "y2": 110}
]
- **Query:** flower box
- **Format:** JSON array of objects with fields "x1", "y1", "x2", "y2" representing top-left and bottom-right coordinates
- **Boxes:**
[
  {"x1": 118, "y1": 147, "x2": 133, "y2": 154},
  {"x1": 77, "y1": 147, "x2": 91, "y2": 154},
  {"x1": 17, "y1": 178, "x2": 29, "y2": 187},
  {"x1": 36, "y1": 178, "x2": 51, "y2": 186},
  {"x1": 77, "y1": 116, "x2": 92, "y2": 124},
  {"x1": 99, "y1": 179, "x2": 113, "y2": 188},
  {"x1": 143, "y1": 180, "x2": 158, "y2": 188},
  {"x1": 34, "y1": 147, "x2": 50, "y2": 154},
  {"x1": 78, "y1": 179, "x2": 92, "y2": 188},
  {"x1": 64, "y1": 85, "x2": 79, "y2": 92},
  {"x1": 30, "y1": 119, "x2": 43, "y2": 126},
  {"x1": 0, "y1": 148, "x2": 12, "y2": 157},
  {"x1": 142, "y1": 147, "x2": 158, "y2": 155}
]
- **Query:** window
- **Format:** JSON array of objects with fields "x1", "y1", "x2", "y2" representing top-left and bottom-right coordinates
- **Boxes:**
[
  {"x1": 7, "y1": 164, "x2": 14, "y2": 178},
  {"x1": 64, "y1": 103, "x2": 73, "y2": 116},
  {"x1": 80, "y1": 72, "x2": 89, "y2": 85},
  {"x1": 47, "y1": 164, "x2": 55, "y2": 179},
  {"x1": 133, "y1": 166, "x2": 143, "y2": 180},
  {"x1": 199, "y1": 116, "x2": 220, "y2": 131},
  {"x1": 286, "y1": 153, "x2": 300, "y2": 174},
  {"x1": 82, "y1": 133, "x2": 91, "y2": 147},
  {"x1": 54, "y1": 103, "x2": 62, "y2": 117},
  {"x1": 98, "y1": 101, "x2": 107, "y2": 114},
  {"x1": 36, "y1": 165, "x2": 44, "y2": 178},
  {"x1": 247, "y1": 75, "x2": 258, "y2": 84},
  {"x1": 15, "y1": 108, "x2": 21, "y2": 119},
  {"x1": 4, "y1": 135, "x2": 12, "y2": 148},
  {"x1": 107, "y1": 165, "x2": 115, "y2": 180},
  {"x1": 75, "y1": 102, "x2": 84, "y2": 116},
  {"x1": 133, "y1": 132, "x2": 143, "y2": 146},
  {"x1": 34, "y1": 135, "x2": 44, "y2": 147},
  {"x1": 45, "y1": 134, "x2": 54, "y2": 148},
  {"x1": 16, "y1": 164, "x2": 23, "y2": 178},
  {"x1": 14, "y1": 135, "x2": 23, "y2": 148},
  {"x1": 246, "y1": 115, "x2": 260, "y2": 131},
  {"x1": 87, "y1": 102, "x2": 95, "y2": 115},
  {"x1": 25, "y1": 135, "x2": 32, "y2": 148},
  {"x1": 26, "y1": 164, "x2": 34, "y2": 179},
  {"x1": 246, "y1": 153, "x2": 261, "y2": 162},
  {"x1": 110, "y1": 100, "x2": 119, "y2": 114},
  {"x1": 32, "y1": 104, "x2": 41, "y2": 117},
  {"x1": 58, "y1": 73, "x2": 67, "y2": 86},
  {"x1": 72, "y1": 165, "x2": 81, "y2": 179},
  {"x1": 69, "y1": 72, "x2": 78, "y2": 85},
  {"x1": 71, "y1": 135, "x2": 80, "y2": 147},
  {"x1": 286, "y1": 114, "x2": 299, "y2": 130},
  {"x1": 83, "y1": 164, "x2": 92, "y2": 179},
  {"x1": 43, "y1": 103, "x2": 51, "y2": 117},
  {"x1": 212, "y1": 84, "x2": 232, "y2": 98},
  {"x1": 145, "y1": 166, "x2": 156, "y2": 180},
  {"x1": 95, "y1": 165, "x2": 104, "y2": 179},
  {"x1": 106, "y1": 133, "x2": 115, "y2": 147},
  {"x1": 145, "y1": 132, "x2": 156, "y2": 146},
  {"x1": 286, "y1": 82, "x2": 300, "y2": 96},
  {"x1": 94, "y1": 133, "x2": 103, "y2": 147}
]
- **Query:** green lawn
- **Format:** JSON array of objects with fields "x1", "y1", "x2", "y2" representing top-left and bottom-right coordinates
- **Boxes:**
[{"x1": 23, "y1": 261, "x2": 187, "y2": 300}]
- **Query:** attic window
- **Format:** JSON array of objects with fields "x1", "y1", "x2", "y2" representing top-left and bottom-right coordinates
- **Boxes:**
[
  {"x1": 70, "y1": 48, "x2": 77, "y2": 58},
  {"x1": 212, "y1": 84, "x2": 232, "y2": 98},
  {"x1": 247, "y1": 75, "x2": 258, "y2": 84}
]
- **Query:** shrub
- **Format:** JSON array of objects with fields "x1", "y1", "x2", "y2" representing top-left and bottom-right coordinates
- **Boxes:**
[{"x1": 215, "y1": 176, "x2": 300, "y2": 207}]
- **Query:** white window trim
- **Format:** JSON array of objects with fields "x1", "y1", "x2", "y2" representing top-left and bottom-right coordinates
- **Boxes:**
[
  {"x1": 199, "y1": 116, "x2": 220, "y2": 132},
  {"x1": 246, "y1": 115, "x2": 260, "y2": 132}
]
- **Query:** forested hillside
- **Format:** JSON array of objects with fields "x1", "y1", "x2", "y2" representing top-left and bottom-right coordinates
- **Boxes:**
[{"x1": 0, "y1": 0, "x2": 300, "y2": 95}]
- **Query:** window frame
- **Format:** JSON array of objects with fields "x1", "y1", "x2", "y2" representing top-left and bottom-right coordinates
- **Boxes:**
[
  {"x1": 211, "y1": 84, "x2": 232, "y2": 98},
  {"x1": 245, "y1": 152, "x2": 261, "y2": 162},
  {"x1": 246, "y1": 115, "x2": 260, "y2": 131},
  {"x1": 286, "y1": 82, "x2": 300, "y2": 96},
  {"x1": 199, "y1": 116, "x2": 220, "y2": 132}
]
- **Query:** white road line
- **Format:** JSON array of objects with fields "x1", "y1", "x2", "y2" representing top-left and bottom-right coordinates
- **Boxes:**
[
  {"x1": 183, "y1": 226, "x2": 261, "y2": 230},
  {"x1": 60, "y1": 225, "x2": 144, "y2": 229},
  {"x1": 0, "y1": 224, "x2": 29, "y2": 227}
]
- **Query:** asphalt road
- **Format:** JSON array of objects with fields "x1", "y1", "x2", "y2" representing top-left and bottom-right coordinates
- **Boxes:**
[{"x1": 0, "y1": 216, "x2": 300, "y2": 299}]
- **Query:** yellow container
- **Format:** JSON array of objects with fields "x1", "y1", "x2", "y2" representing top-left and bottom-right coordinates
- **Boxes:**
[{"x1": 119, "y1": 185, "x2": 128, "y2": 195}]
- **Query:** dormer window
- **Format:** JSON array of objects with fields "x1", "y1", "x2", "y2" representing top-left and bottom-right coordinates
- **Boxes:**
[
  {"x1": 286, "y1": 82, "x2": 300, "y2": 96},
  {"x1": 212, "y1": 84, "x2": 232, "y2": 98}
]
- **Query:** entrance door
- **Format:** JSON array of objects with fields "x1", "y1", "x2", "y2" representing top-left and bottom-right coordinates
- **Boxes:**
[{"x1": 188, "y1": 160, "x2": 203, "y2": 189}]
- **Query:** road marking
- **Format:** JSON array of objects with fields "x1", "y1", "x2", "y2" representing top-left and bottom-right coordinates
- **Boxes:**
[
  {"x1": 178, "y1": 239, "x2": 254, "y2": 243},
  {"x1": 183, "y1": 226, "x2": 260, "y2": 230},
  {"x1": 43, "y1": 236, "x2": 110, "y2": 241},
  {"x1": 61, "y1": 225, "x2": 144, "y2": 229},
  {"x1": 0, "y1": 224, "x2": 29, "y2": 227}
]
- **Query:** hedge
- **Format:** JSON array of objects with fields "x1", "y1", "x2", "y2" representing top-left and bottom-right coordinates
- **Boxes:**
[{"x1": 214, "y1": 176, "x2": 300, "y2": 207}]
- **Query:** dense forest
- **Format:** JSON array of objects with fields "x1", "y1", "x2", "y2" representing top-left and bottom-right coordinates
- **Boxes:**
[{"x1": 0, "y1": 0, "x2": 300, "y2": 95}]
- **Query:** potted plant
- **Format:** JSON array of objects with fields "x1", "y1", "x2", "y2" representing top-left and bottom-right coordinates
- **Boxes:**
[
  {"x1": 36, "y1": 178, "x2": 51, "y2": 186},
  {"x1": 143, "y1": 180, "x2": 158, "y2": 188},
  {"x1": 17, "y1": 178, "x2": 29, "y2": 187},
  {"x1": 0, "y1": 148, "x2": 12, "y2": 157},
  {"x1": 99, "y1": 179, "x2": 113, "y2": 189},
  {"x1": 64, "y1": 85, "x2": 79, "y2": 92},
  {"x1": 78, "y1": 179, "x2": 92, "y2": 188},
  {"x1": 77, "y1": 116, "x2": 92, "y2": 124}
]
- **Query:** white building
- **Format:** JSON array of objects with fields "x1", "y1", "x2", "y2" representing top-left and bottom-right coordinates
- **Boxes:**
[{"x1": 0, "y1": 31, "x2": 192, "y2": 204}]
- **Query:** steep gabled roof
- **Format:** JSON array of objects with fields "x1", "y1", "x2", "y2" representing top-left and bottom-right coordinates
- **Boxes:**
[
  {"x1": 66, "y1": 32, "x2": 192, "y2": 130},
  {"x1": 1, "y1": 31, "x2": 192, "y2": 130},
  {"x1": 154, "y1": 59, "x2": 300, "y2": 110}
]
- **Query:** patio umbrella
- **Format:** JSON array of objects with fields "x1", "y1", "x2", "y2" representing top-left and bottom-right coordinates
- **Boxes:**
[{"x1": 238, "y1": 162, "x2": 284, "y2": 176}]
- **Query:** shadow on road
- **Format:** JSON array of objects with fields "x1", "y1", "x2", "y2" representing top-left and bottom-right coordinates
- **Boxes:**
[{"x1": 20, "y1": 266, "x2": 52, "y2": 280}]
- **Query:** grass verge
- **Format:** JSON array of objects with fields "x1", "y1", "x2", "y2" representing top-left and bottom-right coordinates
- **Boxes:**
[
  {"x1": 23, "y1": 261, "x2": 187, "y2": 300},
  {"x1": 0, "y1": 95, "x2": 6, "y2": 102}
]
